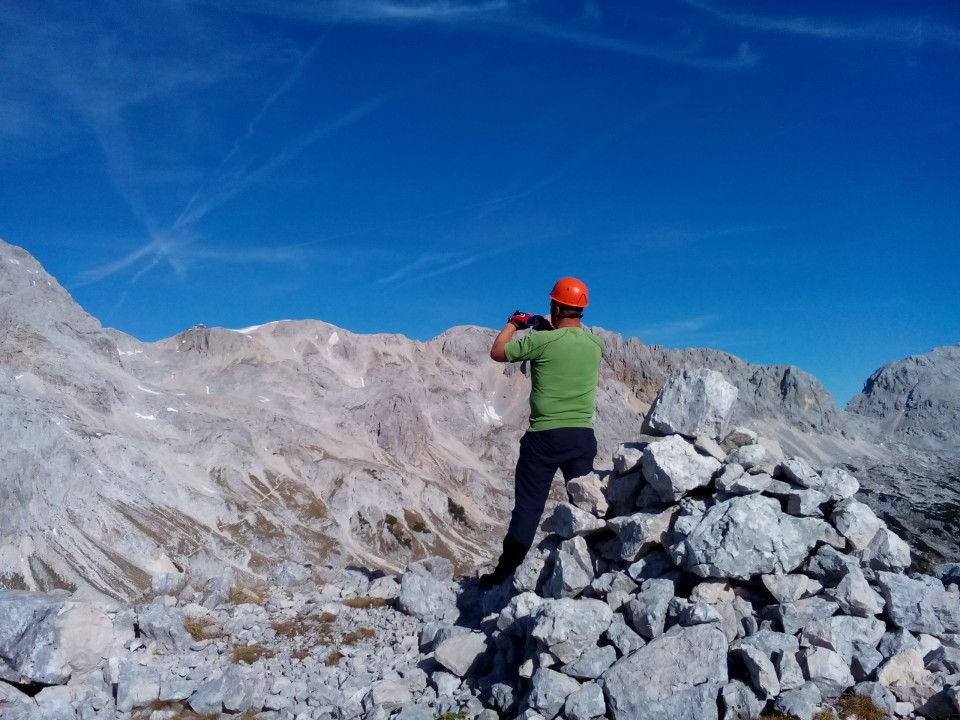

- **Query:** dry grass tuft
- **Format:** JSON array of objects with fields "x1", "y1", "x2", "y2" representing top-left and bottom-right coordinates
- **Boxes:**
[
  {"x1": 342, "y1": 627, "x2": 376, "y2": 645},
  {"x1": 231, "y1": 643, "x2": 276, "y2": 665},
  {"x1": 325, "y1": 649, "x2": 344, "y2": 666},
  {"x1": 133, "y1": 700, "x2": 219, "y2": 720},
  {"x1": 228, "y1": 583, "x2": 269, "y2": 605},
  {"x1": 342, "y1": 596, "x2": 389, "y2": 610},
  {"x1": 184, "y1": 616, "x2": 220, "y2": 641},
  {"x1": 837, "y1": 693, "x2": 885, "y2": 720}
]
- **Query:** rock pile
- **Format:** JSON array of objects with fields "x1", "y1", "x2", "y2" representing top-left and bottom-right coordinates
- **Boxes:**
[{"x1": 2, "y1": 368, "x2": 960, "y2": 720}]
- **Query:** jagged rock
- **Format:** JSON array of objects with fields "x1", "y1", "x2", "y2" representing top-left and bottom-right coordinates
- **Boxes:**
[
  {"x1": 606, "y1": 507, "x2": 678, "y2": 561},
  {"x1": 643, "y1": 367, "x2": 738, "y2": 439},
  {"x1": 602, "y1": 623, "x2": 728, "y2": 720},
  {"x1": 819, "y1": 466, "x2": 860, "y2": 502},
  {"x1": 605, "y1": 615, "x2": 645, "y2": 657},
  {"x1": 772, "y1": 597, "x2": 841, "y2": 635},
  {"x1": 721, "y1": 426, "x2": 758, "y2": 450},
  {"x1": 641, "y1": 435, "x2": 721, "y2": 502},
  {"x1": 563, "y1": 681, "x2": 606, "y2": 720},
  {"x1": 397, "y1": 558, "x2": 457, "y2": 622},
  {"x1": 716, "y1": 467, "x2": 772, "y2": 495},
  {"x1": 877, "y1": 572, "x2": 960, "y2": 635},
  {"x1": 801, "y1": 615, "x2": 886, "y2": 666},
  {"x1": 530, "y1": 598, "x2": 613, "y2": 665},
  {"x1": 566, "y1": 473, "x2": 609, "y2": 516},
  {"x1": 604, "y1": 471, "x2": 643, "y2": 517},
  {"x1": 560, "y1": 645, "x2": 617, "y2": 680},
  {"x1": 542, "y1": 503, "x2": 606, "y2": 538},
  {"x1": 612, "y1": 444, "x2": 645, "y2": 475},
  {"x1": 732, "y1": 643, "x2": 780, "y2": 697},
  {"x1": 136, "y1": 601, "x2": 192, "y2": 652},
  {"x1": 778, "y1": 457, "x2": 823, "y2": 490},
  {"x1": 367, "y1": 680, "x2": 414, "y2": 710},
  {"x1": 434, "y1": 632, "x2": 489, "y2": 677},
  {"x1": 829, "y1": 566, "x2": 885, "y2": 617},
  {"x1": 876, "y1": 649, "x2": 931, "y2": 687},
  {"x1": 543, "y1": 537, "x2": 594, "y2": 599},
  {"x1": 860, "y1": 527, "x2": 911, "y2": 572},
  {"x1": 720, "y1": 680, "x2": 764, "y2": 720},
  {"x1": 675, "y1": 494, "x2": 830, "y2": 579},
  {"x1": 773, "y1": 681, "x2": 823, "y2": 720},
  {"x1": 695, "y1": 435, "x2": 727, "y2": 462},
  {"x1": 831, "y1": 499, "x2": 884, "y2": 551},
  {"x1": 116, "y1": 660, "x2": 161, "y2": 713},
  {"x1": 0, "y1": 592, "x2": 117, "y2": 685},
  {"x1": 801, "y1": 645, "x2": 855, "y2": 697},
  {"x1": 528, "y1": 668, "x2": 581, "y2": 719},
  {"x1": 805, "y1": 545, "x2": 861, "y2": 585},
  {"x1": 625, "y1": 579, "x2": 675, "y2": 639},
  {"x1": 726, "y1": 443, "x2": 767, "y2": 470},
  {"x1": 762, "y1": 573, "x2": 823, "y2": 604}
]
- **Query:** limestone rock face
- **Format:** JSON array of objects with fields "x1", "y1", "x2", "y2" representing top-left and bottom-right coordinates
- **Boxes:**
[
  {"x1": 643, "y1": 368, "x2": 738, "y2": 439},
  {"x1": 847, "y1": 343, "x2": 960, "y2": 447}
]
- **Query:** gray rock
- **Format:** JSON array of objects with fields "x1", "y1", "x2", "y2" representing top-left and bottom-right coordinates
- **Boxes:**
[
  {"x1": 434, "y1": 632, "x2": 488, "y2": 677},
  {"x1": 860, "y1": 527, "x2": 911, "y2": 572},
  {"x1": 831, "y1": 499, "x2": 884, "y2": 551},
  {"x1": 625, "y1": 549, "x2": 677, "y2": 583},
  {"x1": 137, "y1": 601, "x2": 192, "y2": 652},
  {"x1": 567, "y1": 473, "x2": 609, "y2": 516},
  {"x1": 716, "y1": 468, "x2": 772, "y2": 495},
  {"x1": 531, "y1": 598, "x2": 613, "y2": 665},
  {"x1": 641, "y1": 435, "x2": 721, "y2": 502},
  {"x1": 543, "y1": 536, "x2": 595, "y2": 599},
  {"x1": 853, "y1": 681, "x2": 898, "y2": 716},
  {"x1": 561, "y1": 645, "x2": 618, "y2": 680},
  {"x1": 820, "y1": 466, "x2": 860, "y2": 501},
  {"x1": 605, "y1": 615, "x2": 646, "y2": 657},
  {"x1": 116, "y1": 661, "x2": 161, "y2": 713},
  {"x1": 761, "y1": 573, "x2": 823, "y2": 604},
  {"x1": 805, "y1": 545, "x2": 861, "y2": 585},
  {"x1": 694, "y1": 435, "x2": 727, "y2": 462},
  {"x1": 397, "y1": 560, "x2": 457, "y2": 622},
  {"x1": 612, "y1": 444, "x2": 645, "y2": 475},
  {"x1": 773, "y1": 681, "x2": 823, "y2": 720},
  {"x1": 851, "y1": 642, "x2": 885, "y2": 681},
  {"x1": 777, "y1": 457, "x2": 823, "y2": 490},
  {"x1": 542, "y1": 503, "x2": 606, "y2": 539},
  {"x1": 643, "y1": 367, "x2": 738, "y2": 439},
  {"x1": 366, "y1": 680, "x2": 413, "y2": 710},
  {"x1": 497, "y1": 592, "x2": 544, "y2": 636},
  {"x1": 801, "y1": 615, "x2": 886, "y2": 666},
  {"x1": 625, "y1": 579, "x2": 675, "y2": 639},
  {"x1": 782, "y1": 488, "x2": 829, "y2": 517},
  {"x1": 604, "y1": 471, "x2": 644, "y2": 517},
  {"x1": 877, "y1": 571, "x2": 960, "y2": 635},
  {"x1": 726, "y1": 443, "x2": 767, "y2": 470},
  {"x1": 732, "y1": 643, "x2": 780, "y2": 697},
  {"x1": 677, "y1": 494, "x2": 829, "y2": 579},
  {"x1": 772, "y1": 597, "x2": 840, "y2": 635},
  {"x1": 830, "y1": 566, "x2": 886, "y2": 617},
  {"x1": 563, "y1": 681, "x2": 607, "y2": 720},
  {"x1": 720, "y1": 680, "x2": 764, "y2": 720},
  {"x1": 607, "y1": 507, "x2": 678, "y2": 561},
  {"x1": 528, "y1": 667, "x2": 581, "y2": 719},
  {"x1": 721, "y1": 426, "x2": 758, "y2": 450},
  {"x1": 602, "y1": 623, "x2": 728, "y2": 720},
  {"x1": 801, "y1": 646, "x2": 855, "y2": 698},
  {"x1": 0, "y1": 592, "x2": 116, "y2": 685}
]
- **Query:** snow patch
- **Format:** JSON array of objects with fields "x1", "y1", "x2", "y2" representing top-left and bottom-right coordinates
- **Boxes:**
[
  {"x1": 258, "y1": 396, "x2": 270, "y2": 403},
  {"x1": 482, "y1": 404, "x2": 502, "y2": 424},
  {"x1": 329, "y1": 332, "x2": 340, "y2": 346},
  {"x1": 135, "y1": 413, "x2": 155, "y2": 421},
  {"x1": 166, "y1": 408, "x2": 178, "y2": 413},
  {"x1": 118, "y1": 349, "x2": 143, "y2": 356},
  {"x1": 138, "y1": 385, "x2": 162, "y2": 395},
  {"x1": 8, "y1": 258, "x2": 20, "y2": 265}
]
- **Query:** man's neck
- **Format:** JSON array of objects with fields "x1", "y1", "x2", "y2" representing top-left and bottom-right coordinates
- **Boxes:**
[{"x1": 554, "y1": 318, "x2": 582, "y2": 329}]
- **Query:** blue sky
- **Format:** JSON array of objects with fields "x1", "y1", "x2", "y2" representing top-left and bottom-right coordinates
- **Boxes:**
[{"x1": 1, "y1": 1, "x2": 958, "y2": 406}]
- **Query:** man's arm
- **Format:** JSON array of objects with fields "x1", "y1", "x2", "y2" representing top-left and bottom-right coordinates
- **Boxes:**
[{"x1": 490, "y1": 322, "x2": 517, "y2": 362}]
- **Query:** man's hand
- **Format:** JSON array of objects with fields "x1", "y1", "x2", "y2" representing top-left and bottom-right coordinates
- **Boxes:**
[{"x1": 508, "y1": 310, "x2": 533, "y2": 330}]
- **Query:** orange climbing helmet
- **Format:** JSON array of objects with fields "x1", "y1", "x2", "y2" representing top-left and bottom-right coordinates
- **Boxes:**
[{"x1": 549, "y1": 277, "x2": 589, "y2": 308}]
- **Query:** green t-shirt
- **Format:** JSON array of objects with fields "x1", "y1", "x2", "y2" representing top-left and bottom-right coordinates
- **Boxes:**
[{"x1": 504, "y1": 327, "x2": 603, "y2": 431}]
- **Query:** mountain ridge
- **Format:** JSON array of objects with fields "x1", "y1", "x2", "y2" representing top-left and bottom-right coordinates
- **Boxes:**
[{"x1": 1, "y1": 238, "x2": 956, "y2": 599}]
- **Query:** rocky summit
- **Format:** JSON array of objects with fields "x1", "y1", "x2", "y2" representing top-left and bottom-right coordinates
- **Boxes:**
[{"x1": 2, "y1": 370, "x2": 960, "y2": 720}]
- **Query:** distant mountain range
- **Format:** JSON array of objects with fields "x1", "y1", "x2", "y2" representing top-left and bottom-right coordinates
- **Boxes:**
[{"x1": 1, "y1": 238, "x2": 957, "y2": 599}]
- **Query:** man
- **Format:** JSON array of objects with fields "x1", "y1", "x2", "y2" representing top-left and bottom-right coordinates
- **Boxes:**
[{"x1": 480, "y1": 277, "x2": 603, "y2": 588}]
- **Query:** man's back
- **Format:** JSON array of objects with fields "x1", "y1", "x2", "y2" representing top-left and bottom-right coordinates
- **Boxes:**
[{"x1": 505, "y1": 327, "x2": 603, "y2": 431}]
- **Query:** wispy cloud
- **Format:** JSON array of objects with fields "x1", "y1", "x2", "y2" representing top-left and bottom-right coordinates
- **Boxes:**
[
  {"x1": 192, "y1": 0, "x2": 757, "y2": 69},
  {"x1": 376, "y1": 252, "x2": 483, "y2": 287},
  {"x1": 680, "y1": 0, "x2": 960, "y2": 47},
  {"x1": 634, "y1": 314, "x2": 720, "y2": 338}
]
